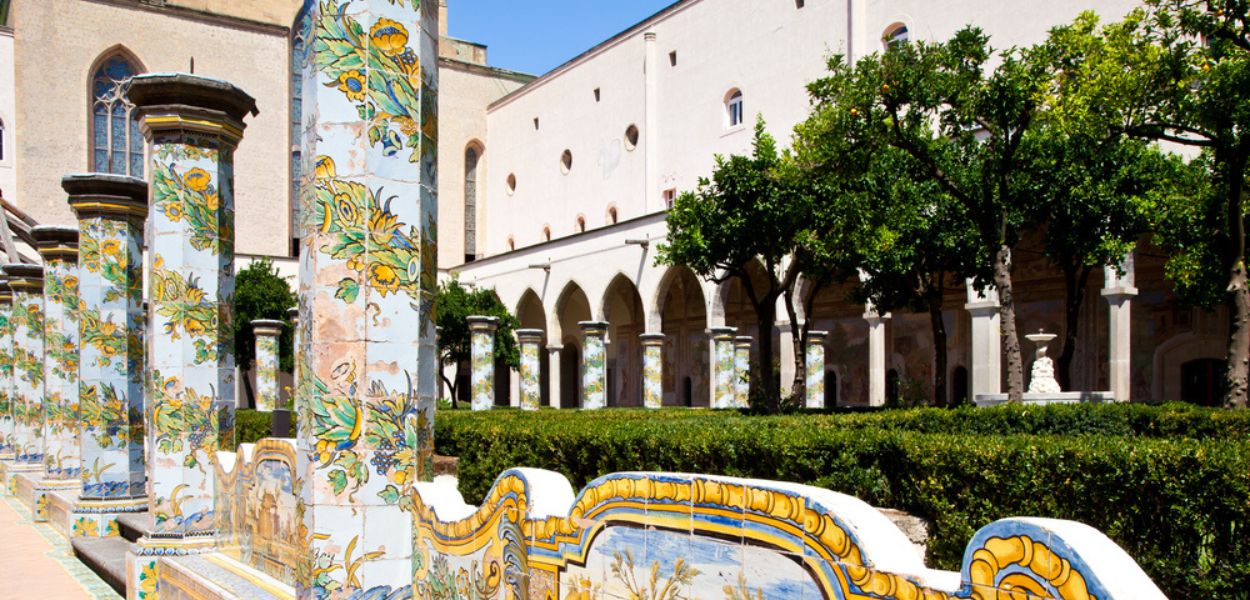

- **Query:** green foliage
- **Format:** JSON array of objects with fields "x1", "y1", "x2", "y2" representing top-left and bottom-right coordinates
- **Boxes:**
[
  {"x1": 235, "y1": 409, "x2": 294, "y2": 448},
  {"x1": 437, "y1": 405, "x2": 1250, "y2": 597},
  {"x1": 435, "y1": 279, "x2": 520, "y2": 371},
  {"x1": 232, "y1": 258, "x2": 296, "y2": 373}
]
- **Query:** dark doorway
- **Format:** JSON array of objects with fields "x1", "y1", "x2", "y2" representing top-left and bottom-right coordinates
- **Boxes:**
[
  {"x1": 494, "y1": 357, "x2": 510, "y2": 406},
  {"x1": 952, "y1": 366, "x2": 969, "y2": 406},
  {"x1": 560, "y1": 344, "x2": 581, "y2": 408},
  {"x1": 825, "y1": 370, "x2": 837, "y2": 407},
  {"x1": 1181, "y1": 358, "x2": 1225, "y2": 406},
  {"x1": 886, "y1": 369, "x2": 900, "y2": 404},
  {"x1": 682, "y1": 376, "x2": 693, "y2": 407}
]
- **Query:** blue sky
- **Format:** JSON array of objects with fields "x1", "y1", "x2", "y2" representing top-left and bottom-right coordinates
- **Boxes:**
[{"x1": 446, "y1": 1, "x2": 677, "y2": 75}]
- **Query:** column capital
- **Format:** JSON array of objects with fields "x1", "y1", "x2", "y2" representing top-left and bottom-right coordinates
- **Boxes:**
[
  {"x1": 251, "y1": 319, "x2": 284, "y2": 337},
  {"x1": 62, "y1": 173, "x2": 148, "y2": 220},
  {"x1": 287, "y1": 306, "x2": 300, "y2": 324},
  {"x1": 516, "y1": 328, "x2": 545, "y2": 343},
  {"x1": 964, "y1": 301, "x2": 1000, "y2": 316},
  {"x1": 31, "y1": 226, "x2": 79, "y2": 263},
  {"x1": 708, "y1": 326, "x2": 737, "y2": 339},
  {"x1": 807, "y1": 330, "x2": 829, "y2": 343},
  {"x1": 579, "y1": 320, "x2": 609, "y2": 335},
  {"x1": 0, "y1": 280, "x2": 11, "y2": 304},
  {"x1": 128, "y1": 73, "x2": 258, "y2": 145},
  {"x1": 640, "y1": 332, "x2": 666, "y2": 346},
  {"x1": 1101, "y1": 286, "x2": 1139, "y2": 300},
  {"x1": 467, "y1": 315, "x2": 500, "y2": 332},
  {"x1": 546, "y1": 344, "x2": 565, "y2": 353},
  {"x1": 733, "y1": 335, "x2": 753, "y2": 347},
  {"x1": 2, "y1": 263, "x2": 43, "y2": 293},
  {"x1": 862, "y1": 311, "x2": 891, "y2": 323}
]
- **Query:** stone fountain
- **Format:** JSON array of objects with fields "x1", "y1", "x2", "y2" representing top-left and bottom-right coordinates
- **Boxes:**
[{"x1": 975, "y1": 329, "x2": 1114, "y2": 406}]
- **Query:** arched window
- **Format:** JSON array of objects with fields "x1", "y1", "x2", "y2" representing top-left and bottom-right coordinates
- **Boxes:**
[
  {"x1": 725, "y1": 89, "x2": 744, "y2": 127},
  {"x1": 90, "y1": 54, "x2": 144, "y2": 176},
  {"x1": 884, "y1": 24, "x2": 910, "y2": 49},
  {"x1": 465, "y1": 145, "x2": 480, "y2": 262},
  {"x1": 507, "y1": 236, "x2": 516, "y2": 251},
  {"x1": 607, "y1": 206, "x2": 618, "y2": 225},
  {"x1": 576, "y1": 215, "x2": 586, "y2": 233},
  {"x1": 542, "y1": 226, "x2": 552, "y2": 242}
]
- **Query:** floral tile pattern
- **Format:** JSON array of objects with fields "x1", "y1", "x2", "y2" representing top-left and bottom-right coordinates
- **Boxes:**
[
  {"x1": 580, "y1": 322, "x2": 608, "y2": 410},
  {"x1": 641, "y1": 333, "x2": 664, "y2": 409},
  {"x1": 516, "y1": 330, "x2": 543, "y2": 411},
  {"x1": 0, "y1": 290, "x2": 13, "y2": 454},
  {"x1": 295, "y1": 0, "x2": 438, "y2": 596},
  {"x1": 468, "y1": 317, "x2": 497, "y2": 411},
  {"x1": 253, "y1": 324, "x2": 281, "y2": 412},
  {"x1": 711, "y1": 327, "x2": 736, "y2": 409},
  {"x1": 806, "y1": 332, "x2": 827, "y2": 409},
  {"x1": 7, "y1": 268, "x2": 46, "y2": 466},
  {"x1": 40, "y1": 241, "x2": 82, "y2": 480},
  {"x1": 733, "y1": 336, "x2": 751, "y2": 409}
]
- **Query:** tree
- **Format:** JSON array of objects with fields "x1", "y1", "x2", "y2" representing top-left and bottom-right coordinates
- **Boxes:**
[
  {"x1": 794, "y1": 87, "x2": 984, "y2": 407},
  {"x1": 434, "y1": 279, "x2": 520, "y2": 407},
  {"x1": 658, "y1": 119, "x2": 815, "y2": 409},
  {"x1": 232, "y1": 258, "x2": 296, "y2": 406},
  {"x1": 1058, "y1": 2, "x2": 1250, "y2": 406},
  {"x1": 805, "y1": 28, "x2": 1062, "y2": 402}
]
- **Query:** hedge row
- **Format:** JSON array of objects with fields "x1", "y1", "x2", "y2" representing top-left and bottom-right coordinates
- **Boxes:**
[
  {"x1": 435, "y1": 408, "x2": 1250, "y2": 598},
  {"x1": 235, "y1": 409, "x2": 293, "y2": 448},
  {"x1": 441, "y1": 402, "x2": 1250, "y2": 439}
]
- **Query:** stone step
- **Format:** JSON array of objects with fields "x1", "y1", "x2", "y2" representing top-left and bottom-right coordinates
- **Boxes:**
[
  {"x1": 116, "y1": 512, "x2": 153, "y2": 543},
  {"x1": 159, "y1": 554, "x2": 294, "y2": 600},
  {"x1": 71, "y1": 535, "x2": 132, "y2": 597}
]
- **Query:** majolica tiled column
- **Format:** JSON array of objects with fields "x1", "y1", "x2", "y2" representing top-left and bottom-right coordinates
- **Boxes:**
[
  {"x1": 4, "y1": 264, "x2": 45, "y2": 473},
  {"x1": 640, "y1": 333, "x2": 664, "y2": 409},
  {"x1": 252, "y1": 320, "x2": 283, "y2": 412},
  {"x1": 64, "y1": 174, "x2": 148, "y2": 537},
  {"x1": 805, "y1": 331, "x2": 828, "y2": 409},
  {"x1": 288, "y1": 307, "x2": 300, "y2": 407},
  {"x1": 516, "y1": 329, "x2": 544, "y2": 411},
  {"x1": 734, "y1": 335, "x2": 752, "y2": 408},
  {"x1": 580, "y1": 321, "x2": 609, "y2": 409},
  {"x1": 710, "y1": 326, "x2": 736, "y2": 409},
  {"x1": 468, "y1": 316, "x2": 498, "y2": 411},
  {"x1": 31, "y1": 227, "x2": 83, "y2": 522},
  {"x1": 296, "y1": 0, "x2": 439, "y2": 595},
  {"x1": 0, "y1": 282, "x2": 13, "y2": 464}
]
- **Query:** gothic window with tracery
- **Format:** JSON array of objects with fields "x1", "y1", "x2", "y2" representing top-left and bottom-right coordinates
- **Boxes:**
[{"x1": 90, "y1": 55, "x2": 144, "y2": 176}]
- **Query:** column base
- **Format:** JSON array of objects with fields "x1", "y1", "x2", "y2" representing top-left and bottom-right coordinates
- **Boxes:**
[
  {"x1": 32, "y1": 478, "x2": 81, "y2": 522},
  {"x1": 71, "y1": 495, "x2": 148, "y2": 538},
  {"x1": 127, "y1": 533, "x2": 220, "y2": 600},
  {"x1": 3, "y1": 461, "x2": 44, "y2": 499}
]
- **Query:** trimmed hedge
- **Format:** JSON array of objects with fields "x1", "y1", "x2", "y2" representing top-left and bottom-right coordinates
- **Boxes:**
[
  {"x1": 435, "y1": 406, "x2": 1250, "y2": 598},
  {"x1": 235, "y1": 409, "x2": 294, "y2": 448}
]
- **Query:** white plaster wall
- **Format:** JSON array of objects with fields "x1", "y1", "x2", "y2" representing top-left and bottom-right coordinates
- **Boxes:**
[
  {"x1": 0, "y1": 27, "x2": 15, "y2": 202},
  {"x1": 10, "y1": 0, "x2": 293, "y2": 257},
  {"x1": 481, "y1": 0, "x2": 1142, "y2": 259}
]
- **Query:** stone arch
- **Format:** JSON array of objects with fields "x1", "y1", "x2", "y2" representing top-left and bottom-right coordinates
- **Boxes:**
[
  {"x1": 516, "y1": 288, "x2": 549, "y2": 407},
  {"x1": 601, "y1": 274, "x2": 645, "y2": 407},
  {"x1": 463, "y1": 139, "x2": 485, "y2": 261},
  {"x1": 656, "y1": 265, "x2": 709, "y2": 407},
  {"x1": 554, "y1": 281, "x2": 592, "y2": 408},
  {"x1": 1152, "y1": 332, "x2": 1226, "y2": 403}
]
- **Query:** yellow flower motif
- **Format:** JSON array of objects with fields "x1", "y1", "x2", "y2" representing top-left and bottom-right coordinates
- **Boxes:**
[
  {"x1": 370, "y1": 18, "x2": 409, "y2": 56},
  {"x1": 388, "y1": 467, "x2": 409, "y2": 486},
  {"x1": 153, "y1": 254, "x2": 164, "y2": 270},
  {"x1": 205, "y1": 193, "x2": 220, "y2": 211},
  {"x1": 64, "y1": 275, "x2": 79, "y2": 290},
  {"x1": 337, "y1": 70, "x2": 366, "y2": 102},
  {"x1": 73, "y1": 517, "x2": 99, "y2": 537},
  {"x1": 101, "y1": 240, "x2": 121, "y2": 257},
  {"x1": 315, "y1": 439, "x2": 333, "y2": 465},
  {"x1": 369, "y1": 209, "x2": 400, "y2": 244},
  {"x1": 164, "y1": 202, "x2": 184, "y2": 222},
  {"x1": 100, "y1": 321, "x2": 118, "y2": 336},
  {"x1": 185, "y1": 286, "x2": 206, "y2": 305},
  {"x1": 314, "y1": 156, "x2": 336, "y2": 180},
  {"x1": 186, "y1": 319, "x2": 207, "y2": 336},
  {"x1": 333, "y1": 192, "x2": 360, "y2": 228},
  {"x1": 183, "y1": 167, "x2": 212, "y2": 192},
  {"x1": 368, "y1": 263, "x2": 401, "y2": 296},
  {"x1": 139, "y1": 560, "x2": 158, "y2": 596}
]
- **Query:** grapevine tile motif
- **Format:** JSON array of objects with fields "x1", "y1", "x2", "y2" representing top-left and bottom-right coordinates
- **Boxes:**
[
  {"x1": 733, "y1": 337, "x2": 751, "y2": 409},
  {"x1": 516, "y1": 331, "x2": 543, "y2": 411},
  {"x1": 254, "y1": 326, "x2": 280, "y2": 412},
  {"x1": 468, "y1": 317, "x2": 496, "y2": 411},
  {"x1": 296, "y1": 0, "x2": 438, "y2": 596},
  {"x1": 711, "y1": 328, "x2": 736, "y2": 409},
  {"x1": 641, "y1": 334, "x2": 664, "y2": 409},
  {"x1": 806, "y1": 332, "x2": 827, "y2": 409},
  {"x1": 72, "y1": 192, "x2": 147, "y2": 501},
  {"x1": 8, "y1": 270, "x2": 46, "y2": 465},
  {"x1": 0, "y1": 290, "x2": 13, "y2": 454},
  {"x1": 146, "y1": 137, "x2": 237, "y2": 536},
  {"x1": 580, "y1": 322, "x2": 607, "y2": 410},
  {"x1": 41, "y1": 242, "x2": 83, "y2": 480}
]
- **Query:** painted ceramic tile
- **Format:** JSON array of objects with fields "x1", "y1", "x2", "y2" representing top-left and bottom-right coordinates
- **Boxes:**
[
  {"x1": 711, "y1": 328, "x2": 736, "y2": 409},
  {"x1": 641, "y1": 334, "x2": 663, "y2": 410},
  {"x1": 297, "y1": 0, "x2": 438, "y2": 596},
  {"x1": 580, "y1": 322, "x2": 607, "y2": 410},
  {"x1": 41, "y1": 248, "x2": 82, "y2": 479},
  {"x1": 516, "y1": 330, "x2": 542, "y2": 411},
  {"x1": 733, "y1": 337, "x2": 751, "y2": 409},
  {"x1": 254, "y1": 326, "x2": 280, "y2": 412},
  {"x1": 806, "y1": 333, "x2": 827, "y2": 409},
  {"x1": 8, "y1": 274, "x2": 45, "y2": 465},
  {"x1": 0, "y1": 294, "x2": 13, "y2": 454},
  {"x1": 75, "y1": 214, "x2": 146, "y2": 500},
  {"x1": 468, "y1": 317, "x2": 496, "y2": 411}
]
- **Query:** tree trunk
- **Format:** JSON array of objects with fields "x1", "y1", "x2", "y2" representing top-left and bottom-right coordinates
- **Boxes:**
[
  {"x1": 925, "y1": 286, "x2": 949, "y2": 408},
  {"x1": 754, "y1": 299, "x2": 779, "y2": 411},
  {"x1": 784, "y1": 289, "x2": 805, "y2": 404},
  {"x1": 994, "y1": 244, "x2": 1025, "y2": 402},
  {"x1": 1223, "y1": 150, "x2": 1249, "y2": 408},
  {"x1": 1057, "y1": 264, "x2": 1092, "y2": 392}
]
